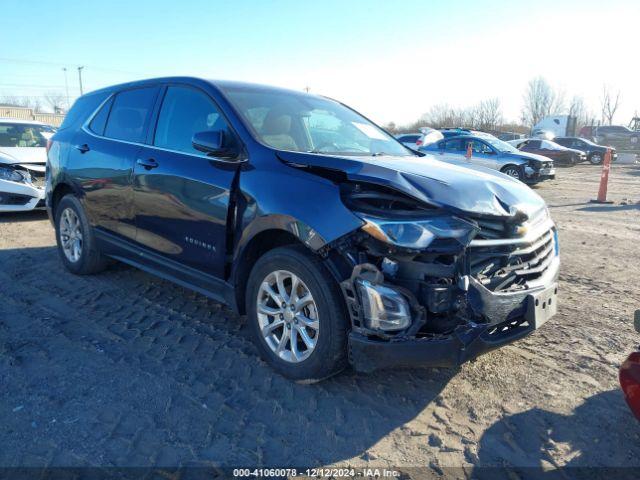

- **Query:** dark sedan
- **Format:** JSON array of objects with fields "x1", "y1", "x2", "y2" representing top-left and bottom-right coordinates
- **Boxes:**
[
  {"x1": 513, "y1": 139, "x2": 585, "y2": 166},
  {"x1": 554, "y1": 137, "x2": 617, "y2": 165}
]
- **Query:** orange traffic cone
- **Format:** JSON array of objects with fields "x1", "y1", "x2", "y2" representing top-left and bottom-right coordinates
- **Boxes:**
[{"x1": 591, "y1": 148, "x2": 614, "y2": 204}]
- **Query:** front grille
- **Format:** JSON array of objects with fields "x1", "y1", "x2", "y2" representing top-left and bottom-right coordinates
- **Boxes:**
[
  {"x1": 474, "y1": 218, "x2": 510, "y2": 239},
  {"x1": 468, "y1": 212, "x2": 556, "y2": 292},
  {"x1": 0, "y1": 193, "x2": 32, "y2": 206}
]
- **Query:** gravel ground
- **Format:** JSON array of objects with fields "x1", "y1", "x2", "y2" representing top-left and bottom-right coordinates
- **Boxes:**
[{"x1": 1, "y1": 164, "x2": 639, "y2": 476}]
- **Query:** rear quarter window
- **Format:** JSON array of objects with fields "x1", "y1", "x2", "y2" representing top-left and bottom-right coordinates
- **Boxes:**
[
  {"x1": 88, "y1": 97, "x2": 114, "y2": 135},
  {"x1": 58, "y1": 92, "x2": 110, "y2": 131}
]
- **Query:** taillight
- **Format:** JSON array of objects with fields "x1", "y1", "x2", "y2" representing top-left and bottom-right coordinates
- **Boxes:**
[
  {"x1": 416, "y1": 139, "x2": 423, "y2": 146},
  {"x1": 46, "y1": 138, "x2": 53, "y2": 155},
  {"x1": 620, "y1": 351, "x2": 640, "y2": 421}
]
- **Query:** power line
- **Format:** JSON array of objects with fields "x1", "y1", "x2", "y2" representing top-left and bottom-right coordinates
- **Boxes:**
[
  {"x1": 0, "y1": 57, "x2": 145, "y2": 76},
  {"x1": 0, "y1": 83, "x2": 79, "y2": 89}
]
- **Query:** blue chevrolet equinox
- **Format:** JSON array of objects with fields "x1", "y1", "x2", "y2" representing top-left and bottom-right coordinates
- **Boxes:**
[{"x1": 46, "y1": 77, "x2": 559, "y2": 381}]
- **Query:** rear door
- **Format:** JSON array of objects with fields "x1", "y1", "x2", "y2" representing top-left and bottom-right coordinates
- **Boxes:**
[
  {"x1": 69, "y1": 86, "x2": 160, "y2": 242},
  {"x1": 133, "y1": 84, "x2": 242, "y2": 279}
]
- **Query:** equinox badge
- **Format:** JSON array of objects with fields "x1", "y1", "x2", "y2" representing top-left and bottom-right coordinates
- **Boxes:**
[{"x1": 185, "y1": 236, "x2": 216, "y2": 252}]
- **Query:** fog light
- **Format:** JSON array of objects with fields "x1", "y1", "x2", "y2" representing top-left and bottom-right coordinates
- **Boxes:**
[{"x1": 356, "y1": 279, "x2": 411, "y2": 331}]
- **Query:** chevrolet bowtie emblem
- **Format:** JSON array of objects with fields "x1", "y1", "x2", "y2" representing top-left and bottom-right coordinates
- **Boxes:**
[{"x1": 514, "y1": 224, "x2": 529, "y2": 236}]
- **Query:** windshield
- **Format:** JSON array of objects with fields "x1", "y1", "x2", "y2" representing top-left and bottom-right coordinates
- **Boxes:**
[
  {"x1": 0, "y1": 123, "x2": 55, "y2": 148},
  {"x1": 222, "y1": 87, "x2": 412, "y2": 156},
  {"x1": 541, "y1": 140, "x2": 564, "y2": 150},
  {"x1": 483, "y1": 136, "x2": 519, "y2": 153}
]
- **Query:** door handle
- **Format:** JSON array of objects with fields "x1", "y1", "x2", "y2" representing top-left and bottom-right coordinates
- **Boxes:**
[
  {"x1": 136, "y1": 158, "x2": 159, "y2": 170},
  {"x1": 75, "y1": 144, "x2": 90, "y2": 154}
]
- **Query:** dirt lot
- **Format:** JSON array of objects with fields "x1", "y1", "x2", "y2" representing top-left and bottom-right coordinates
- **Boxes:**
[{"x1": 1, "y1": 165, "x2": 640, "y2": 475}]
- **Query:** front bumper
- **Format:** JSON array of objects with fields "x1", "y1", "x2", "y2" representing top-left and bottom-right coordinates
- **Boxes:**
[
  {"x1": 349, "y1": 315, "x2": 532, "y2": 372},
  {"x1": 0, "y1": 179, "x2": 45, "y2": 213},
  {"x1": 525, "y1": 168, "x2": 555, "y2": 184},
  {"x1": 348, "y1": 255, "x2": 560, "y2": 373}
]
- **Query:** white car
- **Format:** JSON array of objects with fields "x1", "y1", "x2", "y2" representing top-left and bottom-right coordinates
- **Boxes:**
[
  {"x1": 0, "y1": 119, "x2": 54, "y2": 212},
  {"x1": 396, "y1": 128, "x2": 444, "y2": 150}
]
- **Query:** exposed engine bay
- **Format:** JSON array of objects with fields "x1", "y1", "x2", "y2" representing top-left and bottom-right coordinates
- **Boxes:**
[{"x1": 320, "y1": 181, "x2": 559, "y2": 349}]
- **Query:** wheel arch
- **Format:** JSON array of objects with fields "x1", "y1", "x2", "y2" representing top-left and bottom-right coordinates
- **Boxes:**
[
  {"x1": 50, "y1": 182, "x2": 78, "y2": 218},
  {"x1": 230, "y1": 227, "x2": 309, "y2": 315},
  {"x1": 500, "y1": 163, "x2": 522, "y2": 172}
]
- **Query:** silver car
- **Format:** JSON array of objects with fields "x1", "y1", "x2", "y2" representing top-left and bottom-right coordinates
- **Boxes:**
[{"x1": 420, "y1": 134, "x2": 555, "y2": 184}]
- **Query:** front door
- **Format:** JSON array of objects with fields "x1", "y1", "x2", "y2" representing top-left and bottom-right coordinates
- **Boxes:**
[
  {"x1": 133, "y1": 85, "x2": 241, "y2": 279},
  {"x1": 465, "y1": 139, "x2": 498, "y2": 169}
]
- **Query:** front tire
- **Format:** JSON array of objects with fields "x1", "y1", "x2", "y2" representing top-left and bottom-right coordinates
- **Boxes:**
[
  {"x1": 501, "y1": 165, "x2": 522, "y2": 181},
  {"x1": 246, "y1": 245, "x2": 349, "y2": 382},
  {"x1": 589, "y1": 153, "x2": 603, "y2": 165},
  {"x1": 55, "y1": 195, "x2": 107, "y2": 275}
]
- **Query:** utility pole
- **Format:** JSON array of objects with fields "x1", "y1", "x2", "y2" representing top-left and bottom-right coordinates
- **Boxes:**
[
  {"x1": 62, "y1": 67, "x2": 70, "y2": 110},
  {"x1": 77, "y1": 66, "x2": 84, "y2": 96}
]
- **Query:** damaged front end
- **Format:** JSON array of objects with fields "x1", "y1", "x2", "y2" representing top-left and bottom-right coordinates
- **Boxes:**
[{"x1": 325, "y1": 181, "x2": 560, "y2": 373}]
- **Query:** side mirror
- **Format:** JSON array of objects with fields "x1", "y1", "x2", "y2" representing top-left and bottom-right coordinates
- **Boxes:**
[{"x1": 192, "y1": 130, "x2": 238, "y2": 159}]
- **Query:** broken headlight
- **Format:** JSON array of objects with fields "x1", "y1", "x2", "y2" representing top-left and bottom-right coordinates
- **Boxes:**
[
  {"x1": 0, "y1": 166, "x2": 30, "y2": 184},
  {"x1": 358, "y1": 213, "x2": 478, "y2": 249},
  {"x1": 356, "y1": 279, "x2": 411, "y2": 331}
]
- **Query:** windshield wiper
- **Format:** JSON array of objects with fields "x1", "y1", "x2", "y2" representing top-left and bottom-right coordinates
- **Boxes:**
[{"x1": 371, "y1": 152, "x2": 387, "y2": 156}]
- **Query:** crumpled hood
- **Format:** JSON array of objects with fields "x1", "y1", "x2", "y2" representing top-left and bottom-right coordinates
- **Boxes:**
[
  {"x1": 0, "y1": 147, "x2": 46, "y2": 165},
  {"x1": 279, "y1": 151, "x2": 547, "y2": 219},
  {"x1": 510, "y1": 151, "x2": 553, "y2": 164}
]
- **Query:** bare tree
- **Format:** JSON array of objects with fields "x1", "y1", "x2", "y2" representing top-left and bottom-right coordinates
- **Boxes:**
[
  {"x1": 521, "y1": 77, "x2": 565, "y2": 127},
  {"x1": 383, "y1": 121, "x2": 397, "y2": 134},
  {"x1": 419, "y1": 103, "x2": 474, "y2": 129},
  {"x1": 568, "y1": 95, "x2": 597, "y2": 131},
  {"x1": 0, "y1": 95, "x2": 43, "y2": 113},
  {"x1": 600, "y1": 85, "x2": 621, "y2": 125},
  {"x1": 43, "y1": 91, "x2": 67, "y2": 113},
  {"x1": 475, "y1": 98, "x2": 503, "y2": 131}
]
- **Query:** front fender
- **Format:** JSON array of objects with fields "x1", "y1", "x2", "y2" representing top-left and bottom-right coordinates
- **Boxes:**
[
  {"x1": 235, "y1": 165, "x2": 364, "y2": 256},
  {"x1": 501, "y1": 157, "x2": 528, "y2": 166}
]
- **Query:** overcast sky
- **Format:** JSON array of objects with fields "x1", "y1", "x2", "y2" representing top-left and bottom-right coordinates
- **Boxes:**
[{"x1": 1, "y1": 0, "x2": 638, "y2": 126}]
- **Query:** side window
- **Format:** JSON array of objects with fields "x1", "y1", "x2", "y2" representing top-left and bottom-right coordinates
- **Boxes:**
[
  {"x1": 445, "y1": 139, "x2": 463, "y2": 151},
  {"x1": 472, "y1": 141, "x2": 492, "y2": 154},
  {"x1": 154, "y1": 86, "x2": 231, "y2": 155},
  {"x1": 104, "y1": 87, "x2": 158, "y2": 143},
  {"x1": 528, "y1": 140, "x2": 541, "y2": 149},
  {"x1": 88, "y1": 97, "x2": 113, "y2": 135}
]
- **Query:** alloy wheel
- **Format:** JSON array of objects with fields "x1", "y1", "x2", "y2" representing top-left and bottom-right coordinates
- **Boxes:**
[
  {"x1": 59, "y1": 207, "x2": 83, "y2": 263},
  {"x1": 256, "y1": 270, "x2": 319, "y2": 363},
  {"x1": 503, "y1": 167, "x2": 521, "y2": 180},
  {"x1": 590, "y1": 154, "x2": 602, "y2": 165}
]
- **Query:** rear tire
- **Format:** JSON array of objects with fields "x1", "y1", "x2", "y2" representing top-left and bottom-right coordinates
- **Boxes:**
[
  {"x1": 55, "y1": 195, "x2": 108, "y2": 275},
  {"x1": 246, "y1": 245, "x2": 349, "y2": 382}
]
